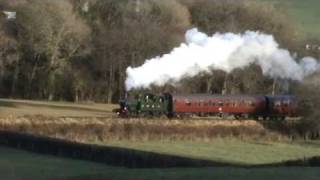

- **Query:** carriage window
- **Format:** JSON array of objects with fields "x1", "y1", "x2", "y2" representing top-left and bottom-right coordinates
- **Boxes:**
[
  {"x1": 248, "y1": 101, "x2": 255, "y2": 107},
  {"x1": 185, "y1": 99, "x2": 191, "y2": 106},
  {"x1": 232, "y1": 101, "x2": 237, "y2": 107},
  {"x1": 283, "y1": 100, "x2": 290, "y2": 107},
  {"x1": 218, "y1": 102, "x2": 224, "y2": 106},
  {"x1": 275, "y1": 101, "x2": 281, "y2": 106}
]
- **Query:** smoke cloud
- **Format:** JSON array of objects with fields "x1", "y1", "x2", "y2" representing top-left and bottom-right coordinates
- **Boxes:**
[{"x1": 125, "y1": 28, "x2": 319, "y2": 90}]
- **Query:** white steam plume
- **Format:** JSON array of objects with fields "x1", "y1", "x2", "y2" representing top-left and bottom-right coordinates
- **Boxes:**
[{"x1": 126, "y1": 28, "x2": 320, "y2": 90}]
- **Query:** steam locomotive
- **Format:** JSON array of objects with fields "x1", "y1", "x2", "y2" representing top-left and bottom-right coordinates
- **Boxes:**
[{"x1": 116, "y1": 93, "x2": 298, "y2": 120}]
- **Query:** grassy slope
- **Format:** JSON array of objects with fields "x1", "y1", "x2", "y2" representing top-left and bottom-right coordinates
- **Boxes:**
[
  {"x1": 105, "y1": 140, "x2": 320, "y2": 165},
  {"x1": 1, "y1": 146, "x2": 320, "y2": 180},
  {"x1": 259, "y1": 0, "x2": 320, "y2": 38}
]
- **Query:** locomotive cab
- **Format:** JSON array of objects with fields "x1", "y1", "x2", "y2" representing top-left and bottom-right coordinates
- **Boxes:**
[{"x1": 117, "y1": 93, "x2": 171, "y2": 118}]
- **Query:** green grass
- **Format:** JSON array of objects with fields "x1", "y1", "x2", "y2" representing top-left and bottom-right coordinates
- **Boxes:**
[
  {"x1": 72, "y1": 167, "x2": 320, "y2": 180},
  {"x1": 259, "y1": 0, "x2": 320, "y2": 38},
  {"x1": 1, "y1": 145, "x2": 320, "y2": 180},
  {"x1": 0, "y1": 146, "x2": 120, "y2": 180},
  {"x1": 104, "y1": 139, "x2": 320, "y2": 165}
]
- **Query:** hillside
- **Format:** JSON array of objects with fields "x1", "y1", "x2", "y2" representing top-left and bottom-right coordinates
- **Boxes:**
[{"x1": 259, "y1": 0, "x2": 320, "y2": 38}]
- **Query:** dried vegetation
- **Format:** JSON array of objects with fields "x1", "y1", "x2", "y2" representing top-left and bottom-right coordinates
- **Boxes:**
[{"x1": 0, "y1": 115, "x2": 287, "y2": 143}]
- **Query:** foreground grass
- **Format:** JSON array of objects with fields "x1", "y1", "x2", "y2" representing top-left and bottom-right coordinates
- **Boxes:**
[
  {"x1": 0, "y1": 146, "x2": 119, "y2": 180},
  {"x1": 1, "y1": 145, "x2": 320, "y2": 180},
  {"x1": 68, "y1": 167, "x2": 320, "y2": 180},
  {"x1": 104, "y1": 139, "x2": 320, "y2": 165}
]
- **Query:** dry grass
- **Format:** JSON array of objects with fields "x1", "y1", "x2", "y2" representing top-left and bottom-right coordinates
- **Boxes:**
[
  {"x1": 0, "y1": 98, "x2": 117, "y2": 117},
  {"x1": 0, "y1": 115, "x2": 287, "y2": 143}
]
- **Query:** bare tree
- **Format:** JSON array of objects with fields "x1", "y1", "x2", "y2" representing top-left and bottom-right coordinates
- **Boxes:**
[
  {"x1": 89, "y1": 0, "x2": 190, "y2": 103},
  {"x1": 0, "y1": 20, "x2": 19, "y2": 96},
  {"x1": 16, "y1": 0, "x2": 91, "y2": 100}
]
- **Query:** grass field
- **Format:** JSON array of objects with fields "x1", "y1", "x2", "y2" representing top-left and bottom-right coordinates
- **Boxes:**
[
  {"x1": 1, "y1": 146, "x2": 320, "y2": 180},
  {"x1": 259, "y1": 0, "x2": 320, "y2": 38},
  {"x1": 104, "y1": 139, "x2": 320, "y2": 165},
  {"x1": 0, "y1": 99, "x2": 320, "y2": 179}
]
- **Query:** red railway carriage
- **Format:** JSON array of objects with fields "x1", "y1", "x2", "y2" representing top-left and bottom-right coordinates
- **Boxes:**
[{"x1": 172, "y1": 94, "x2": 267, "y2": 118}]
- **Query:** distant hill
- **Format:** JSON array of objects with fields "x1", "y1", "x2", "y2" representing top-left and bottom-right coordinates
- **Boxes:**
[{"x1": 259, "y1": 0, "x2": 320, "y2": 38}]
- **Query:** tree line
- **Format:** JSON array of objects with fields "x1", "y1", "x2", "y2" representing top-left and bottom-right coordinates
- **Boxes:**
[{"x1": 0, "y1": 0, "x2": 319, "y2": 103}]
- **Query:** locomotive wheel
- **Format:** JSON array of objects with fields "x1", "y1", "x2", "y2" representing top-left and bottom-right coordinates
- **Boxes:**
[
  {"x1": 234, "y1": 114, "x2": 248, "y2": 120},
  {"x1": 149, "y1": 112, "x2": 154, "y2": 118},
  {"x1": 159, "y1": 113, "x2": 167, "y2": 119},
  {"x1": 141, "y1": 112, "x2": 147, "y2": 118},
  {"x1": 154, "y1": 112, "x2": 161, "y2": 118},
  {"x1": 141, "y1": 112, "x2": 153, "y2": 118}
]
